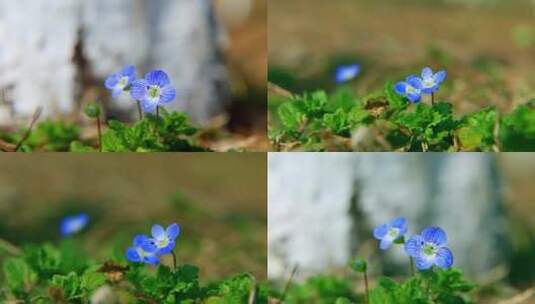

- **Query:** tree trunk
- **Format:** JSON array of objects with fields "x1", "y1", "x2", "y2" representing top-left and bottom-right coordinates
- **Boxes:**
[{"x1": 0, "y1": 0, "x2": 228, "y2": 124}]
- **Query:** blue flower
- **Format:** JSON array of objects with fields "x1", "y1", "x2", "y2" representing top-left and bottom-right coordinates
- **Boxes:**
[
  {"x1": 125, "y1": 235, "x2": 160, "y2": 265},
  {"x1": 373, "y1": 217, "x2": 408, "y2": 250},
  {"x1": 60, "y1": 213, "x2": 89, "y2": 236},
  {"x1": 394, "y1": 75, "x2": 423, "y2": 103},
  {"x1": 405, "y1": 226, "x2": 454, "y2": 270},
  {"x1": 335, "y1": 64, "x2": 361, "y2": 83},
  {"x1": 130, "y1": 70, "x2": 177, "y2": 113},
  {"x1": 146, "y1": 223, "x2": 180, "y2": 255},
  {"x1": 419, "y1": 67, "x2": 446, "y2": 94},
  {"x1": 105, "y1": 65, "x2": 136, "y2": 98}
]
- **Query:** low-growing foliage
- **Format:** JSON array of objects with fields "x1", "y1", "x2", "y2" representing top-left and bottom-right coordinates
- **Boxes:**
[{"x1": 269, "y1": 84, "x2": 535, "y2": 152}]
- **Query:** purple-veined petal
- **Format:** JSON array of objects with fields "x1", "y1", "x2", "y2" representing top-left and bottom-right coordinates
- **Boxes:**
[
  {"x1": 111, "y1": 87, "x2": 124, "y2": 98},
  {"x1": 158, "y1": 241, "x2": 176, "y2": 255},
  {"x1": 144, "y1": 254, "x2": 160, "y2": 265},
  {"x1": 145, "y1": 70, "x2": 171, "y2": 87},
  {"x1": 130, "y1": 79, "x2": 148, "y2": 100},
  {"x1": 421, "y1": 226, "x2": 448, "y2": 246},
  {"x1": 133, "y1": 234, "x2": 151, "y2": 246},
  {"x1": 415, "y1": 256, "x2": 434, "y2": 270},
  {"x1": 421, "y1": 67, "x2": 433, "y2": 80},
  {"x1": 373, "y1": 223, "x2": 389, "y2": 239},
  {"x1": 167, "y1": 223, "x2": 180, "y2": 240},
  {"x1": 159, "y1": 85, "x2": 176, "y2": 104},
  {"x1": 407, "y1": 92, "x2": 421, "y2": 103},
  {"x1": 121, "y1": 65, "x2": 136, "y2": 80},
  {"x1": 151, "y1": 225, "x2": 166, "y2": 240},
  {"x1": 404, "y1": 235, "x2": 424, "y2": 257},
  {"x1": 435, "y1": 247, "x2": 453, "y2": 268},
  {"x1": 141, "y1": 99, "x2": 158, "y2": 113}
]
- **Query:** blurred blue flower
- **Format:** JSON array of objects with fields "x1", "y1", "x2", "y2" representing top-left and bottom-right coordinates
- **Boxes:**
[
  {"x1": 394, "y1": 75, "x2": 423, "y2": 103},
  {"x1": 419, "y1": 67, "x2": 447, "y2": 94},
  {"x1": 60, "y1": 213, "x2": 89, "y2": 236},
  {"x1": 105, "y1": 65, "x2": 136, "y2": 98},
  {"x1": 405, "y1": 226, "x2": 454, "y2": 270},
  {"x1": 335, "y1": 64, "x2": 361, "y2": 83},
  {"x1": 146, "y1": 223, "x2": 180, "y2": 255},
  {"x1": 125, "y1": 235, "x2": 160, "y2": 265},
  {"x1": 373, "y1": 217, "x2": 408, "y2": 250},
  {"x1": 130, "y1": 70, "x2": 177, "y2": 113}
]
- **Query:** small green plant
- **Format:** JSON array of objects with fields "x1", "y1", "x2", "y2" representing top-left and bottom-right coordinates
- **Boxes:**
[
  {"x1": 269, "y1": 217, "x2": 476, "y2": 304},
  {"x1": 0, "y1": 215, "x2": 264, "y2": 303},
  {"x1": 269, "y1": 83, "x2": 534, "y2": 151}
]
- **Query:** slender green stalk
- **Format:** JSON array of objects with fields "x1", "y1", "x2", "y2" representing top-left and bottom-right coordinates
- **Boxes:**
[
  {"x1": 156, "y1": 106, "x2": 160, "y2": 121},
  {"x1": 431, "y1": 92, "x2": 435, "y2": 105},
  {"x1": 97, "y1": 116, "x2": 102, "y2": 152},
  {"x1": 171, "y1": 250, "x2": 177, "y2": 271},
  {"x1": 136, "y1": 101, "x2": 143, "y2": 120},
  {"x1": 281, "y1": 265, "x2": 298, "y2": 302},
  {"x1": 363, "y1": 269, "x2": 370, "y2": 304},
  {"x1": 409, "y1": 257, "x2": 415, "y2": 276}
]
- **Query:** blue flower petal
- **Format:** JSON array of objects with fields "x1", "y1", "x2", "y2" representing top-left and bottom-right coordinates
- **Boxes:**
[
  {"x1": 390, "y1": 217, "x2": 407, "y2": 234},
  {"x1": 146, "y1": 70, "x2": 171, "y2": 87},
  {"x1": 60, "y1": 213, "x2": 89, "y2": 236},
  {"x1": 125, "y1": 247, "x2": 141, "y2": 262},
  {"x1": 151, "y1": 224, "x2": 166, "y2": 240},
  {"x1": 158, "y1": 241, "x2": 175, "y2": 255},
  {"x1": 421, "y1": 226, "x2": 448, "y2": 246},
  {"x1": 133, "y1": 234, "x2": 151, "y2": 247},
  {"x1": 394, "y1": 82, "x2": 407, "y2": 95},
  {"x1": 373, "y1": 224, "x2": 389, "y2": 239},
  {"x1": 111, "y1": 87, "x2": 124, "y2": 98},
  {"x1": 421, "y1": 67, "x2": 433, "y2": 80},
  {"x1": 141, "y1": 99, "x2": 158, "y2": 113},
  {"x1": 335, "y1": 64, "x2": 360, "y2": 83},
  {"x1": 406, "y1": 75, "x2": 423, "y2": 90},
  {"x1": 159, "y1": 85, "x2": 176, "y2": 104},
  {"x1": 379, "y1": 238, "x2": 394, "y2": 250},
  {"x1": 144, "y1": 255, "x2": 160, "y2": 265},
  {"x1": 405, "y1": 235, "x2": 424, "y2": 257},
  {"x1": 407, "y1": 92, "x2": 421, "y2": 103},
  {"x1": 435, "y1": 247, "x2": 453, "y2": 268},
  {"x1": 105, "y1": 74, "x2": 119, "y2": 90},
  {"x1": 434, "y1": 70, "x2": 447, "y2": 84},
  {"x1": 121, "y1": 65, "x2": 136, "y2": 80},
  {"x1": 415, "y1": 256, "x2": 434, "y2": 270},
  {"x1": 130, "y1": 79, "x2": 148, "y2": 101},
  {"x1": 167, "y1": 223, "x2": 180, "y2": 240}
]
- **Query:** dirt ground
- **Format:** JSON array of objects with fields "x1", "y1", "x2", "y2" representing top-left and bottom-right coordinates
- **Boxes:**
[{"x1": 268, "y1": 0, "x2": 535, "y2": 114}]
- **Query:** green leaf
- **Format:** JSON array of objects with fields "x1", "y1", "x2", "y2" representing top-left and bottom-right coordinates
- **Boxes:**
[
  {"x1": 3, "y1": 258, "x2": 37, "y2": 296},
  {"x1": 500, "y1": 104, "x2": 535, "y2": 151}
]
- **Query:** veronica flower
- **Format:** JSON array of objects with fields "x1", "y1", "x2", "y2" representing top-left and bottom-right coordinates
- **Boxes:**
[
  {"x1": 405, "y1": 226, "x2": 454, "y2": 270},
  {"x1": 335, "y1": 64, "x2": 361, "y2": 83},
  {"x1": 394, "y1": 75, "x2": 423, "y2": 103},
  {"x1": 419, "y1": 67, "x2": 447, "y2": 94},
  {"x1": 146, "y1": 223, "x2": 180, "y2": 255},
  {"x1": 125, "y1": 235, "x2": 160, "y2": 265},
  {"x1": 105, "y1": 65, "x2": 136, "y2": 98},
  {"x1": 60, "y1": 213, "x2": 89, "y2": 236},
  {"x1": 373, "y1": 217, "x2": 408, "y2": 250},
  {"x1": 130, "y1": 70, "x2": 177, "y2": 113}
]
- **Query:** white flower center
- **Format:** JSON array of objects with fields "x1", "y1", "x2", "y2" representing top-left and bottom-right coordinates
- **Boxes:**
[
  {"x1": 156, "y1": 238, "x2": 169, "y2": 248},
  {"x1": 118, "y1": 76, "x2": 129, "y2": 89},
  {"x1": 406, "y1": 86, "x2": 417, "y2": 94},
  {"x1": 387, "y1": 228, "x2": 399, "y2": 239},
  {"x1": 148, "y1": 85, "x2": 161, "y2": 100},
  {"x1": 423, "y1": 78, "x2": 435, "y2": 88},
  {"x1": 423, "y1": 243, "x2": 437, "y2": 257}
]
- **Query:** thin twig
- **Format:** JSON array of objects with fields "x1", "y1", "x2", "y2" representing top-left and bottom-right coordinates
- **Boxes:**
[
  {"x1": 280, "y1": 265, "x2": 298, "y2": 302},
  {"x1": 247, "y1": 275, "x2": 258, "y2": 304},
  {"x1": 171, "y1": 251, "x2": 177, "y2": 271},
  {"x1": 15, "y1": 106, "x2": 43, "y2": 151},
  {"x1": 268, "y1": 82, "x2": 294, "y2": 99}
]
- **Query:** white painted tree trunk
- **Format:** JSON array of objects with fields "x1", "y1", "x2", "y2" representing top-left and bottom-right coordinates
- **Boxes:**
[
  {"x1": 0, "y1": 0, "x2": 228, "y2": 124},
  {"x1": 268, "y1": 153, "x2": 506, "y2": 281}
]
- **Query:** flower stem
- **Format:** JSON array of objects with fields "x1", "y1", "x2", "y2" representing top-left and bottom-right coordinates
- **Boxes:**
[
  {"x1": 431, "y1": 92, "x2": 435, "y2": 105},
  {"x1": 171, "y1": 250, "x2": 177, "y2": 271},
  {"x1": 409, "y1": 257, "x2": 415, "y2": 276},
  {"x1": 363, "y1": 269, "x2": 370, "y2": 304},
  {"x1": 136, "y1": 101, "x2": 143, "y2": 120},
  {"x1": 156, "y1": 106, "x2": 160, "y2": 121},
  {"x1": 97, "y1": 116, "x2": 102, "y2": 152}
]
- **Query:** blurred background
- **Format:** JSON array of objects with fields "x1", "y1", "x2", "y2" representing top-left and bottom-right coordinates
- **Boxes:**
[
  {"x1": 268, "y1": 0, "x2": 535, "y2": 114},
  {"x1": 269, "y1": 153, "x2": 535, "y2": 300},
  {"x1": 0, "y1": 0, "x2": 266, "y2": 149},
  {"x1": 0, "y1": 154, "x2": 267, "y2": 280}
]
